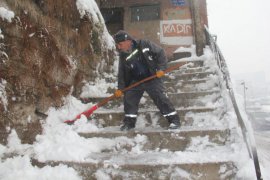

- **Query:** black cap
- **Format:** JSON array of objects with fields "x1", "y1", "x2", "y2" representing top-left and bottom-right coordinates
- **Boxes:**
[{"x1": 113, "y1": 30, "x2": 133, "y2": 43}]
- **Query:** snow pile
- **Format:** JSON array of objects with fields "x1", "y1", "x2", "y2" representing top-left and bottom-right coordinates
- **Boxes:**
[
  {"x1": 76, "y1": 0, "x2": 102, "y2": 24},
  {"x1": 0, "y1": 7, "x2": 14, "y2": 22},
  {"x1": 174, "y1": 44, "x2": 196, "y2": 54},
  {"x1": 21, "y1": 96, "x2": 143, "y2": 163},
  {"x1": 0, "y1": 79, "x2": 8, "y2": 111},
  {"x1": 76, "y1": 0, "x2": 115, "y2": 50},
  {"x1": 80, "y1": 78, "x2": 117, "y2": 98},
  {"x1": 0, "y1": 156, "x2": 81, "y2": 180},
  {"x1": 0, "y1": 28, "x2": 4, "y2": 39},
  {"x1": 0, "y1": 130, "x2": 81, "y2": 180},
  {"x1": 1, "y1": 28, "x2": 9, "y2": 63},
  {"x1": 173, "y1": 44, "x2": 218, "y2": 66}
]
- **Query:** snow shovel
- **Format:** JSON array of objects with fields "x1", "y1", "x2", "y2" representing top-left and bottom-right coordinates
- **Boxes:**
[{"x1": 64, "y1": 61, "x2": 186, "y2": 125}]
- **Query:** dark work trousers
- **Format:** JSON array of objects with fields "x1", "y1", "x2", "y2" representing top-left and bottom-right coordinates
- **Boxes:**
[{"x1": 124, "y1": 78, "x2": 177, "y2": 119}]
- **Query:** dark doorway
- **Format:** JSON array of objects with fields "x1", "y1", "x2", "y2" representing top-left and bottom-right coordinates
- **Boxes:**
[{"x1": 100, "y1": 8, "x2": 124, "y2": 35}]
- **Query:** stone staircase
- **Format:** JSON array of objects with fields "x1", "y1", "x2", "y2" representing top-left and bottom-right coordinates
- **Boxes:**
[{"x1": 35, "y1": 58, "x2": 242, "y2": 179}]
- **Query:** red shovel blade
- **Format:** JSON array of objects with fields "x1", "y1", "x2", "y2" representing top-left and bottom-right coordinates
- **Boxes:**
[{"x1": 64, "y1": 105, "x2": 98, "y2": 125}]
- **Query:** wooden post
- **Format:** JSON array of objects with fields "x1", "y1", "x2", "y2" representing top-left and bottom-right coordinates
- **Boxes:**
[{"x1": 190, "y1": 0, "x2": 205, "y2": 56}]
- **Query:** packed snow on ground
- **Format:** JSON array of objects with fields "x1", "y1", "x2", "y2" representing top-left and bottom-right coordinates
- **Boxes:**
[{"x1": 0, "y1": 7, "x2": 14, "y2": 22}]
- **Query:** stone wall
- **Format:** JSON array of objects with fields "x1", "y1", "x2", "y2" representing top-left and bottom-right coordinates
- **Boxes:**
[{"x1": 0, "y1": 0, "x2": 116, "y2": 144}]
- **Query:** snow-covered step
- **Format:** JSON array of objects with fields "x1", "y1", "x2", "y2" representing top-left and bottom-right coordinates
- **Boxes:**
[
  {"x1": 168, "y1": 81, "x2": 219, "y2": 93},
  {"x1": 139, "y1": 91, "x2": 221, "y2": 108},
  {"x1": 164, "y1": 78, "x2": 218, "y2": 92},
  {"x1": 174, "y1": 95, "x2": 221, "y2": 108},
  {"x1": 80, "y1": 90, "x2": 221, "y2": 109},
  {"x1": 168, "y1": 59, "x2": 204, "y2": 68},
  {"x1": 82, "y1": 161, "x2": 236, "y2": 180},
  {"x1": 34, "y1": 156, "x2": 236, "y2": 179},
  {"x1": 169, "y1": 91, "x2": 220, "y2": 105},
  {"x1": 92, "y1": 106, "x2": 217, "y2": 127},
  {"x1": 173, "y1": 67, "x2": 208, "y2": 74},
  {"x1": 90, "y1": 110, "x2": 226, "y2": 129},
  {"x1": 81, "y1": 90, "x2": 220, "y2": 104},
  {"x1": 78, "y1": 126, "x2": 229, "y2": 152},
  {"x1": 165, "y1": 71, "x2": 216, "y2": 82},
  {"x1": 96, "y1": 106, "x2": 217, "y2": 116}
]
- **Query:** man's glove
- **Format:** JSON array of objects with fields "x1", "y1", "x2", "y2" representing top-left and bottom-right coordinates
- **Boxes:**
[
  {"x1": 114, "y1": 89, "x2": 123, "y2": 97},
  {"x1": 156, "y1": 70, "x2": 165, "y2": 78}
]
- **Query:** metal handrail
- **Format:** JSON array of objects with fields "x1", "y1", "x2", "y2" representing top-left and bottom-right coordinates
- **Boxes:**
[{"x1": 204, "y1": 25, "x2": 263, "y2": 180}]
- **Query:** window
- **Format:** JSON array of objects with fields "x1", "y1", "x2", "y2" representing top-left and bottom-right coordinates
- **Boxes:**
[
  {"x1": 101, "y1": 8, "x2": 123, "y2": 24},
  {"x1": 131, "y1": 4, "x2": 160, "y2": 22}
]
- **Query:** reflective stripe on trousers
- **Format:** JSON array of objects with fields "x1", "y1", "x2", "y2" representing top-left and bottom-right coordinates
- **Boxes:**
[
  {"x1": 125, "y1": 114, "x2": 137, "y2": 118},
  {"x1": 163, "y1": 111, "x2": 177, "y2": 117}
]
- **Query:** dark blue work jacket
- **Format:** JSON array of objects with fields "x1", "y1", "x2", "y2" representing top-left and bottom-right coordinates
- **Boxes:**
[{"x1": 118, "y1": 39, "x2": 168, "y2": 89}]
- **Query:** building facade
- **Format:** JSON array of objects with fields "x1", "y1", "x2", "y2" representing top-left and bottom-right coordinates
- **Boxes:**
[{"x1": 97, "y1": 0, "x2": 208, "y2": 59}]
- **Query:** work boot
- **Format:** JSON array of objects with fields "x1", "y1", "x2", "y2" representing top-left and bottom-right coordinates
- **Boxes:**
[
  {"x1": 167, "y1": 114, "x2": 180, "y2": 130},
  {"x1": 120, "y1": 117, "x2": 136, "y2": 131}
]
